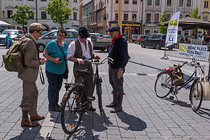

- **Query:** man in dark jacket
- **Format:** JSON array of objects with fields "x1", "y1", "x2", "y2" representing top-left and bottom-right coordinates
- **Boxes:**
[{"x1": 106, "y1": 25, "x2": 130, "y2": 113}]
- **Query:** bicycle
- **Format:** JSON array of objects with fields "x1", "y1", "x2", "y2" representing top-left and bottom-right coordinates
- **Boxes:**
[
  {"x1": 91, "y1": 57, "x2": 113, "y2": 115},
  {"x1": 60, "y1": 57, "x2": 113, "y2": 134},
  {"x1": 60, "y1": 69, "x2": 95, "y2": 134},
  {"x1": 154, "y1": 59, "x2": 205, "y2": 111}
]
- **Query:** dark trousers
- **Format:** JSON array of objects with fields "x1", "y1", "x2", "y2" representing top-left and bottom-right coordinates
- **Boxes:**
[
  {"x1": 46, "y1": 70, "x2": 64, "y2": 109},
  {"x1": 109, "y1": 67, "x2": 124, "y2": 94},
  {"x1": 73, "y1": 61, "x2": 93, "y2": 100}
]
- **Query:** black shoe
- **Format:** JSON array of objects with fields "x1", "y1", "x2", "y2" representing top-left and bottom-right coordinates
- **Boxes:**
[
  {"x1": 88, "y1": 106, "x2": 96, "y2": 111},
  {"x1": 49, "y1": 107, "x2": 61, "y2": 112}
]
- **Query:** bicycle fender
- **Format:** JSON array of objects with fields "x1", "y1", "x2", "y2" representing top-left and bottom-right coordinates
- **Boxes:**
[{"x1": 61, "y1": 85, "x2": 78, "y2": 104}]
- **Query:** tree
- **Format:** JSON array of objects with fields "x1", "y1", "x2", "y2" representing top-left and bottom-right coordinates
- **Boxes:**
[
  {"x1": 11, "y1": 5, "x2": 34, "y2": 33},
  {"x1": 158, "y1": 11, "x2": 169, "y2": 34},
  {"x1": 46, "y1": 0, "x2": 72, "y2": 28},
  {"x1": 190, "y1": 8, "x2": 201, "y2": 38}
]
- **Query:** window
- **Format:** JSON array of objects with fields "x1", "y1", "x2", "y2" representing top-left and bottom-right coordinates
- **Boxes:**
[
  {"x1": 132, "y1": 14, "x2": 136, "y2": 20},
  {"x1": 116, "y1": 0, "x2": 118, "y2": 3},
  {"x1": 145, "y1": 30, "x2": 150, "y2": 35},
  {"x1": 204, "y1": 1, "x2": 208, "y2": 8},
  {"x1": 41, "y1": 11, "x2": 46, "y2": 19},
  {"x1": 167, "y1": 0, "x2": 171, "y2": 6},
  {"x1": 146, "y1": 13, "x2": 151, "y2": 22},
  {"x1": 155, "y1": 0, "x2": 159, "y2": 6},
  {"x1": 166, "y1": 14, "x2": 171, "y2": 19},
  {"x1": 30, "y1": 11, "x2": 34, "y2": 19},
  {"x1": 73, "y1": 0, "x2": 77, "y2": 2},
  {"x1": 133, "y1": 0, "x2": 137, "y2": 4},
  {"x1": 147, "y1": 0, "x2": 152, "y2": 6},
  {"x1": 115, "y1": 13, "x2": 118, "y2": 20},
  {"x1": 203, "y1": 16, "x2": 208, "y2": 21},
  {"x1": 73, "y1": 12, "x2": 77, "y2": 20},
  {"x1": 41, "y1": 0, "x2": 46, "y2": 1},
  {"x1": 179, "y1": 0, "x2": 183, "y2": 7},
  {"x1": 66, "y1": 31, "x2": 74, "y2": 38},
  {"x1": 154, "y1": 13, "x2": 159, "y2": 23},
  {"x1": 7, "y1": 10, "x2": 13, "y2": 18},
  {"x1": 28, "y1": 0, "x2": 34, "y2": 1},
  {"x1": 187, "y1": 0, "x2": 191, "y2": 7},
  {"x1": 124, "y1": 0, "x2": 129, "y2": 4},
  {"x1": 124, "y1": 14, "x2": 128, "y2": 20},
  {"x1": 180, "y1": 14, "x2": 183, "y2": 18}
]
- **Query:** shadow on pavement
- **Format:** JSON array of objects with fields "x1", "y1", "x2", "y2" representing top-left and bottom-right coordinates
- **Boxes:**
[
  {"x1": 165, "y1": 97, "x2": 191, "y2": 108},
  {"x1": 117, "y1": 111, "x2": 147, "y2": 131},
  {"x1": 196, "y1": 108, "x2": 210, "y2": 119},
  {"x1": 10, "y1": 126, "x2": 44, "y2": 140},
  {"x1": 129, "y1": 60, "x2": 163, "y2": 71}
]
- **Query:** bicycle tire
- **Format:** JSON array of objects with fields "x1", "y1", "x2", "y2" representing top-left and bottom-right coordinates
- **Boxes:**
[
  {"x1": 154, "y1": 72, "x2": 173, "y2": 98},
  {"x1": 96, "y1": 81, "x2": 103, "y2": 115},
  {"x1": 190, "y1": 79, "x2": 203, "y2": 112},
  {"x1": 61, "y1": 89, "x2": 83, "y2": 134}
]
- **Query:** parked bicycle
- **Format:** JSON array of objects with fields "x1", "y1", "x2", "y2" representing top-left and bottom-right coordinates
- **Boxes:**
[
  {"x1": 154, "y1": 59, "x2": 205, "y2": 111},
  {"x1": 60, "y1": 57, "x2": 113, "y2": 134}
]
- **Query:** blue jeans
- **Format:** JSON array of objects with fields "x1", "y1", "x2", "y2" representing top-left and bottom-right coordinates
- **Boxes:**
[
  {"x1": 46, "y1": 70, "x2": 64, "y2": 109},
  {"x1": 6, "y1": 39, "x2": 12, "y2": 49}
]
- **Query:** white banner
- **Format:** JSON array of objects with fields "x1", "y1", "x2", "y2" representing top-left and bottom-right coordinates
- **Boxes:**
[
  {"x1": 179, "y1": 43, "x2": 208, "y2": 60},
  {"x1": 165, "y1": 11, "x2": 181, "y2": 47}
]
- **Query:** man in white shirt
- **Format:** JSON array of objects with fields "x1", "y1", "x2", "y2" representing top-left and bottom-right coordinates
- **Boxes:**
[{"x1": 67, "y1": 27, "x2": 100, "y2": 111}]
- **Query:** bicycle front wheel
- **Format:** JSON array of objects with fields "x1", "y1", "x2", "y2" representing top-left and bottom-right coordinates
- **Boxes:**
[
  {"x1": 61, "y1": 89, "x2": 83, "y2": 134},
  {"x1": 190, "y1": 79, "x2": 203, "y2": 112},
  {"x1": 154, "y1": 72, "x2": 173, "y2": 98}
]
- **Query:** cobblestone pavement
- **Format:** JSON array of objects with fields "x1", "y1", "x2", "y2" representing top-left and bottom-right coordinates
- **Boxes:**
[{"x1": 0, "y1": 43, "x2": 210, "y2": 140}]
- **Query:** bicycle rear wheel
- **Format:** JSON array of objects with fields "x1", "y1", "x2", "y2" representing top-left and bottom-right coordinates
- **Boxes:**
[
  {"x1": 190, "y1": 79, "x2": 203, "y2": 112},
  {"x1": 96, "y1": 80, "x2": 103, "y2": 115},
  {"x1": 154, "y1": 72, "x2": 173, "y2": 98},
  {"x1": 61, "y1": 90, "x2": 83, "y2": 134}
]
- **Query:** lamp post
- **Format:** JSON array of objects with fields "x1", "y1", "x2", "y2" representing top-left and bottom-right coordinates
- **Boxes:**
[
  {"x1": 36, "y1": 0, "x2": 38, "y2": 23},
  {"x1": 140, "y1": 0, "x2": 143, "y2": 34}
]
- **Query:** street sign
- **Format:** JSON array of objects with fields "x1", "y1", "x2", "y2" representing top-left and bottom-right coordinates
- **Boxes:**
[{"x1": 179, "y1": 43, "x2": 208, "y2": 60}]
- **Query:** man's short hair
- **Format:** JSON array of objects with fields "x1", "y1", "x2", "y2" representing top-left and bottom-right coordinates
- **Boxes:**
[
  {"x1": 29, "y1": 23, "x2": 46, "y2": 33},
  {"x1": 57, "y1": 28, "x2": 66, "y2": 37}
]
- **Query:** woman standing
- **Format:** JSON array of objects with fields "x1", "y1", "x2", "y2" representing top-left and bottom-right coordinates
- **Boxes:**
[
  {"x1": 5, "y1": 32, "x2": 12, "y2": 49},
  {"x1": 43, "y1": 28, "x2": 68, "y2": 112}
]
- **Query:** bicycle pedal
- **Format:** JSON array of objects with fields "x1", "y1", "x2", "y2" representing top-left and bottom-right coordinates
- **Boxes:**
[
  {"x1": 169, "y1": 96, "x2": 174, "y2": 100},
  {"x1": 88, "y1": 96, "x2": 95, "y2": 101}
]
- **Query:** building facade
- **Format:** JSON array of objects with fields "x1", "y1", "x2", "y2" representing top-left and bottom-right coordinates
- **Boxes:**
[
  {"x1": 1, "y1": 0, "x2": 79, "y2": 32},
  {"x1": 82, "y1": 0, "x2": 94, "y2": 31}
]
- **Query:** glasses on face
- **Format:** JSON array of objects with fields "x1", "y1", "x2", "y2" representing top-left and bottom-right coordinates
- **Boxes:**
[{"x1": 58, "y1": 34, "x2": 65, "y2": 37}]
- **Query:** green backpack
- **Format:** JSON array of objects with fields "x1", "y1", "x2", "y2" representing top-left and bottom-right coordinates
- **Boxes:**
[{"x1": 2, "y1": 41, "x2": 25, "y2": 72}]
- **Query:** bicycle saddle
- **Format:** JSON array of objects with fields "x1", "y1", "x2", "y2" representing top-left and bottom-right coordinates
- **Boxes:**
[{"x1": 76, "y1": 69, "x2": 90, "y2": 75}]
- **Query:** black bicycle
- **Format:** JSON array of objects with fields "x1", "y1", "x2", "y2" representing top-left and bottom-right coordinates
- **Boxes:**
[
  {"x1": 60, "y1": 69, "x2": 95, "y2": 134},
  {"x1": 154, "y1": 59, "x2": 205, "y2": 111},
  {"x1": 91, "y1": 57, "x2": 113, "y2": 115}
]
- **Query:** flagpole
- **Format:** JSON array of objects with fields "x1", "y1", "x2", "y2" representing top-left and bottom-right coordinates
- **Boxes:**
[{"x1": 161, "y1": 43, "x2": 169, "y2": 59}]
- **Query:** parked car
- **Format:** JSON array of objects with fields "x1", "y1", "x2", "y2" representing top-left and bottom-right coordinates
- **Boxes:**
[
  {"x1": 132, "y1": 34, "x2": 138, "y2": 43},
  {"x1": 122, "y1": 33, "x2": 126, "y2": 40},
  {"x1": 0, "y1": 29, "x2": 24, "y2": 45},
  {"x1": 36, "y1": 29, "x2": 78, "y2": 52},
  {"x1": 141, "y1": 33, "x2": 175, "y2": 50},
  {"x1": 89, "y1": 33, "x2": 111, "y2": 52},
  {"x1": 135, "y1": 35, "x2": 148, "y2": 44}
]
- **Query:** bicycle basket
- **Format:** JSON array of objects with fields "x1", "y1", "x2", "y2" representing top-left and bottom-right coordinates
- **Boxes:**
[{"x1": 172, "y1": 68, "x2": 184, "y2": 86}]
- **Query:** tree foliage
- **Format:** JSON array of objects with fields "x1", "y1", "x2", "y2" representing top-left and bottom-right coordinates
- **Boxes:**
[
  {"x1": 159, "y1": 11, "x2": 169, "y2": 34},
  {"x1": 190, "y1": 8, "x2": 201, "y2": 19},
  {"x1": 46, "y1": 0, "x2": 72, "y2": 28},
  {"x1": 11, "y1": 4, "x2": 34, "y2": 33}
]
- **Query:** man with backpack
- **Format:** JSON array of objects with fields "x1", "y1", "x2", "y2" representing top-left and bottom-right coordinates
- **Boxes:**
[{"x1": 18, "y1": 23, "x2": 46, "y2": 127}]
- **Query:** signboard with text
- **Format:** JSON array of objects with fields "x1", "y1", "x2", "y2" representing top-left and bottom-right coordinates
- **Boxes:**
[{"x1": 179, "y1": 43, "x2": 208, "y2": 60}]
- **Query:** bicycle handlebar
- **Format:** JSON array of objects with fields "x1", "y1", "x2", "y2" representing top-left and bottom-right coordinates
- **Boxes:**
[
  {"x1": 84, "y1": 57, "x2": 114, "y2": 65},
  {"x1": 173, "y1": 60, "x2": 204, "y2": 70}
]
